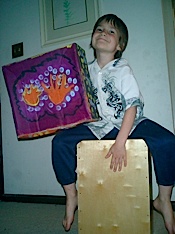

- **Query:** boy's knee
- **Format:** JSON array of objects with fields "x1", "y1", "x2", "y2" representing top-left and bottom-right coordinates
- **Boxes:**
[
  {"x1": 157, "y1": 135, "x2": 175, "y2": 150},
  {"x1": 52, "y1": 133, "x2": 62, "y2": 148}
]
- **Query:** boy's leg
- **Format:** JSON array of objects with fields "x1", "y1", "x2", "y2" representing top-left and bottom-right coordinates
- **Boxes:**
[
  {"x1": 52, "y1": 124, "x2": 97, "y2": 231},
  {"x1": 129, "y1": 119, "x2": 175, "y2": 186},
  {"x1": 62, "y1": 183, "x2": 78, "y2": 231},
  {"x1": 52, "y1": 124, "x2": 97, "y2": 185},
  {"x1": 154, "y1": 185, "x2": 175, "y2": 234},
  {"x1": 129, "y1": 119, "x2": 175, "y2": 234}
]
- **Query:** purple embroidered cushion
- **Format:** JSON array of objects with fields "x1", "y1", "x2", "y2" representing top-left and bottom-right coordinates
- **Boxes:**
[{"x1": 2, "y1": 43, "x2": 99, "y2": 139}]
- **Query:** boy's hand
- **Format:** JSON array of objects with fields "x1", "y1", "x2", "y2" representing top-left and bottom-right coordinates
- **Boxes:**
[
  {"x1": 105, "y1": 141, "x2": 127, "y2": 172},
  {"x1": 104, "y1": 106, "x2": 136, "y2": 172}
]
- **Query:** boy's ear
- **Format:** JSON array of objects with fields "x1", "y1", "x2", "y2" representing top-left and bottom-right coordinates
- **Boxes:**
[{"x1": 117, "y1": 44, "x2": 122, "y2": 51}]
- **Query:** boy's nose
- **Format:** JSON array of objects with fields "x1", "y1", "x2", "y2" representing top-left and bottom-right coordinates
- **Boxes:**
[{"x1": 101, "y1": 30, "x2": 107, "y2": 36}]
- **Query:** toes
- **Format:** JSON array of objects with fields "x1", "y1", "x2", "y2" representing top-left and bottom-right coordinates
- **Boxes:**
[{"x1": 62, "y1": 217, "x2": 73, "y2": 232}]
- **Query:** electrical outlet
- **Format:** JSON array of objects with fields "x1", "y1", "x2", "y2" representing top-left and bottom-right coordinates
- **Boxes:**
[{"x1": 12, "y1": 42, "x2": 23, "y2": 58}]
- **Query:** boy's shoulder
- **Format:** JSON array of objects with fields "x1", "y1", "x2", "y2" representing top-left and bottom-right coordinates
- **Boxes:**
[
  {"x1": 115, "y1": 58, "x2": 134, "y2": 73},
  {"x1": 87, "y1": 58, "x2": 132, "y2": 71},
  {"x1": 115, "y1": 58, "x2": 129, "y2": 67}
]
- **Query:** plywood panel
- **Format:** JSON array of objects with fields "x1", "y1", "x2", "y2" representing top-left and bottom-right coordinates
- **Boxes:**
[{"x1": 77, "y1": 139, "x2": 150, "y2": 234}]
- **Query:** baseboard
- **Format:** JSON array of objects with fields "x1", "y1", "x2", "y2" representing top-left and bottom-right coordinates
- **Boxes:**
[
  {"x1": 0, "y1": 194, "x2": 66, "y2": 205},
  {"x1": 0, "y1": 194, "x2": 175, "y2": 211}
]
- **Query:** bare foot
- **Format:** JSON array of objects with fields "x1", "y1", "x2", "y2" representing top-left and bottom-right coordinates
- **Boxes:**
[
  {"x1": 62, "y1": 192, "x2": 78, "y2": 231},
  {"x1": 153, "y1": 196, "x2": 175, "y2": 234}
]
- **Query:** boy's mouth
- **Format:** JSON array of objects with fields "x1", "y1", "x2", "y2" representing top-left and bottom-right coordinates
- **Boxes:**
[{"x1": 97, "y1": 37, "x2": 108, "y2": 42}]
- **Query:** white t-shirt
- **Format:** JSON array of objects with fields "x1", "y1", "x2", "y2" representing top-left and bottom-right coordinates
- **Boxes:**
[{"x1": 86, "y1": 58, "x2": 146, "y2": 139}]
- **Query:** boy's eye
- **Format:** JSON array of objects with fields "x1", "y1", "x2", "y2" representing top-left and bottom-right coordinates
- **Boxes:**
[
  {"x1": 109, "y1": 30, "x2": 115, "y2": 34},
  {"x1": 96, "y1": 27, "x2": 103, "y2": 32}
]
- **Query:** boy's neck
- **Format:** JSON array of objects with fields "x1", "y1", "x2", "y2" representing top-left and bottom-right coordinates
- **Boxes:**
[{"x1": 96, "y1": 53, "x2": 115, "y2": 68}]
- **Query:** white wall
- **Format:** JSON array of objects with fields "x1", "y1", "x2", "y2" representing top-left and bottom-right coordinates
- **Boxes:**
[{"x1": 0, "y1": 0, "x2": 174, "y2": 199}]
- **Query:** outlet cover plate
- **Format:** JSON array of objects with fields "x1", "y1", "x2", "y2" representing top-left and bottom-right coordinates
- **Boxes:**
[{"x1": 12, "y1": 42, "x2": 23, "y2": 58}]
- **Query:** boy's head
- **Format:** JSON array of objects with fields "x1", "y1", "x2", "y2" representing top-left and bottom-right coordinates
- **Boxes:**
[{"x1": 90, "y1": 14, "x2": 128, "y2": 59}]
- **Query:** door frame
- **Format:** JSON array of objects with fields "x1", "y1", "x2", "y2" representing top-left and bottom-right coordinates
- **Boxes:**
[{"x1": 161, "y1": 0, "x2": 175, "y2": 133}]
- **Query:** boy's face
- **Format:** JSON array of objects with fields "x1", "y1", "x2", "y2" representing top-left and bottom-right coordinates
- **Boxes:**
[{"x1": 92, "y1": 20, "x2": 121, "y2": 57}]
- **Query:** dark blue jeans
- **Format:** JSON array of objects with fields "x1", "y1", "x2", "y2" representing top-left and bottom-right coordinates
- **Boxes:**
[{"x1": 52, "y1": 119, "x2": 175, "y2": 186}]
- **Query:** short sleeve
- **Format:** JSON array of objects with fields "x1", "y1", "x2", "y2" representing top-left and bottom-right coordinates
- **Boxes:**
[{"x1": 120, "y1": 64, "x2": 144, "y2": 118}]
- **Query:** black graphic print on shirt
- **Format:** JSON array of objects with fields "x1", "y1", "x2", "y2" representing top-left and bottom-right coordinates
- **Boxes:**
[{"x1": 102, "y1": 80, "x2": 125, "y2": 119}]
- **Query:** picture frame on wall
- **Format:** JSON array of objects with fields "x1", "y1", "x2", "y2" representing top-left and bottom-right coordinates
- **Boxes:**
[{"x1": 39, "y1": 0, "x2": 100, "y2": 46}]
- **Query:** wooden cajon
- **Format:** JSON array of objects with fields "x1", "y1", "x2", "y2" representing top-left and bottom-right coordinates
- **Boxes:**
[{"x1": 77, "y1": 140, "x2": 150, "y2": 234}]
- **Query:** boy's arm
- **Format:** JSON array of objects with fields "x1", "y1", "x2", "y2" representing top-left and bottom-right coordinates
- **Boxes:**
[{"x1": 105, "y1": 106, "x2": 137, "y2": 172}]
